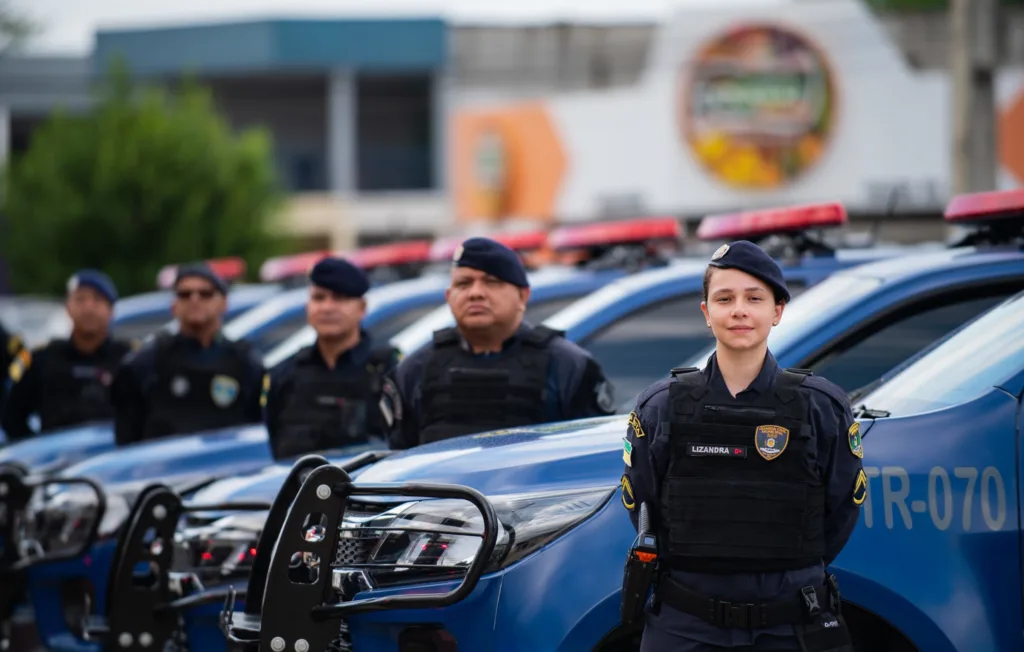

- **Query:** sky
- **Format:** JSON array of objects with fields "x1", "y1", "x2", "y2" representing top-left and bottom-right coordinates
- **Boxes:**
[{"x1": 17, "y1": 0, "x2": 787, "y2": 54}]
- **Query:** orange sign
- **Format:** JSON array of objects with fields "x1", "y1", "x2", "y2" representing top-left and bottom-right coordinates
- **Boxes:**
[
  {"x1": 681, "y1": 24, "x2": 838, "y2": 190},
  {"x1": 451, "y1": 103, "x2": 566, "y2": 223}
]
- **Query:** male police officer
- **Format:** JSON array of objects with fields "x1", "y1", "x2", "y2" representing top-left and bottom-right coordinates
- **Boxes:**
[
  {"x1": 384, "y1": 237, "x2": 616, "y2": 449},
  {"x1": 111, "y1": 262, "x2": 264, "y2": 446},
  {"x1": 264, "y1": 257, "x2": 399, "y2": 459},
  {"x1": 622, "y1": 242, "x2": 863, "y2": 651},
  {"x1": 1, "y1": 270, "x2": 131, "y2": 441}
]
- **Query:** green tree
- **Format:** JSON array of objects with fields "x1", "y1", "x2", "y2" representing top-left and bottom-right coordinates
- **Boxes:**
[
  {"x1": 1, "y1": 63, "x2": 288, "y2": 296},
  {"x1": 0, "y1": 0, "x2": 37, "y2": 56}
]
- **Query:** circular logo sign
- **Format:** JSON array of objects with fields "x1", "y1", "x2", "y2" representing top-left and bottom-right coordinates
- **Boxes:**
[{"x1": 682, "y1": 24, "x2": 837, "y2": 189}]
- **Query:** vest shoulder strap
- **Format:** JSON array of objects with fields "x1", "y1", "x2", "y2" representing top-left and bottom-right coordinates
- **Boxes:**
[
  {"x1": 523, "y1": 325, "x2": 564, "y2": 347},
  {"x1": 366, "y1": 346, "x2": 399, "y2": 371},
  {"x1": 774, "y1": 368, "x2": 810, "y2": 405},
  {"x1": 432, "y1": 327, "x2": 460, "y2": 347},
  {"x1": 670, "y1": 366, "x2": 700, "y2": 378}
]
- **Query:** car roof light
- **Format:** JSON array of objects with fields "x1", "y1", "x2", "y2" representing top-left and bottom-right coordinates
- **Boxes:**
[
  {"x1": 696, "y1": 202, "x2": 847, "y2": 241},
  {"x1": 258, "y1": 251, "x2": 334, "y2": 283},
  {"x1": 346, "y1": 240, "x2": 433, "y2": 269},
  {"x1": 944, "y1": 189, "x2": 1024, "y2": 223},
  {"x1": 547, "y1": 217, "x2": 681, "y2": 251},
  {"x1": 157, "y1": 257, "x2": 247, "y2": 289},
  {"x1": 428, "y1": 230, "x2": 549, "y2": 262}
]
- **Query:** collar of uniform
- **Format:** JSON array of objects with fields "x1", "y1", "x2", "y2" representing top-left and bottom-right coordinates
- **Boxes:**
[
  {"x1": 457, "y1": 320, "x2": 532, "y2": 355},
  {"x1": 70, "y1": 336, "x2": 116, "y2": 359},
  {"x1": 704, "y1": 350, "x2": 780, "y2": 397},
  {"x1": 311, "y1": 330, "x2": 372, "y2": 367},
  {"x1": 174, "y1": 331, "x2": 226, "y2": 350}
]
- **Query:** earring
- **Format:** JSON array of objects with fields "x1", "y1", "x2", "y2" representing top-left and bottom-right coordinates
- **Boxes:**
[
  {"x1": 772, "y1": 321, "x2": 778, "y2": 326},
  {"x1": 706, "y1": 322, "x2": 711, "y2": 328}
]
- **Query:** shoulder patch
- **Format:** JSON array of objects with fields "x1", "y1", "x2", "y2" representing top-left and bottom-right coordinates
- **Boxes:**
[
  {"x1": 852, "y1": 468, "x2": 867, "y2": 505},
  {"x1": 7, "y1": 334, "x2": 22, "y2": 356},
  {"x1": 8, "y1": 348, "x2": 31, "y2": 382},
  {"x1": 636, "y1": 377, "x2": 673, "y2": 410},
  {"x1": 628, "y1": 411, "x2": 646, "y2": 438},
  {"x1": 620, "y1": 474, "x2": 636, "y2": 511},
  {"x1": 259, "y1": 373, "x2": 271, "y2": 408},
  {"x1": 848, "y1": 421, "x2": 864, "y2": 459},
  {"x1": 800, "y1": 375, "x2": 851, "y2": 411}
]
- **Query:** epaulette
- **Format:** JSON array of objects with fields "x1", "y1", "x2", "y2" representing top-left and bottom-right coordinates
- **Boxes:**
[
  {"x1": 800, "y1": 374, "x2": 851, "y2": 411},
  {"x1": 635, "y1": 377, "x2": 673, "y2": 409}
]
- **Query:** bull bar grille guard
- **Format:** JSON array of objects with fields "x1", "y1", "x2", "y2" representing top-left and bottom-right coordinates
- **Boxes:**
[
  {"x1": 219, "y1": 458, "x2": 500, "y2": 652},
  {"x1": 0, "y1": 463, "x2": 108, "y2": 573},
  {"x1": 81, "y1": 452, "x2": 392, "y2": 652}
]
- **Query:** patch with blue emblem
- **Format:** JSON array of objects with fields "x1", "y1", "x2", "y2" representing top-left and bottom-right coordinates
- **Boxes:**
[
  {"x1": 755, "y1": 424, "x2": 789, "y2": 461},
  {"x1": 211, "y1": 374, "x2": 240, "y2": 408},
  {"x1": 848, "y1": 421, "x2": 863, "y2": 459}
]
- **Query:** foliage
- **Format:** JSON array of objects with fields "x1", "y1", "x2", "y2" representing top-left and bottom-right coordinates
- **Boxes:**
[{"x1": 1, "y1": 61, "x2": 289, "y2": 296}]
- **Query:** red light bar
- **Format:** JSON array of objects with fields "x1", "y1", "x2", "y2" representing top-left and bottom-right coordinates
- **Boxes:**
[
  {"x1": 696, "y1": 202, "x2": 847, "y2": 241},
  {"x1": 428, "y1": 230, "x2": 549, "y2": 262},
  {"x1": 347, "y1": 240, "x2": 433, "y2": 270},
  {"x1": 944, "y1": 189, "x2": 1024, "y2": 222},
  {"x1": 259, "y1": 250, "x2": 333, "y2": 282},
  {"x1": 547, "y1": 217, "x2": 681, "y2": 251},
  {"x1": 156, "y1": 256, "x2": 247, "y2": 289}
]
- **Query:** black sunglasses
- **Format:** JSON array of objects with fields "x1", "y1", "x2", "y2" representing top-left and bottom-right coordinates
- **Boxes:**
[{"x1": 175, "y1": 289, "x2": 216, "y2": 300}]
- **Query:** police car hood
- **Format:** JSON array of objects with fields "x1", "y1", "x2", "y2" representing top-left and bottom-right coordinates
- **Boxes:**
[
  {"x1": 55, "y1": 424, "x2": 274, "y2": 488},
  {"x1": 356, "y1": 416, "x2": 629, "y2": 495},
  {"x1": 185, "y1": 444, "x2": 388, "y2": 507},
  {"x1": 0, "y1": 423, "x2": 115, "y2": 475}
]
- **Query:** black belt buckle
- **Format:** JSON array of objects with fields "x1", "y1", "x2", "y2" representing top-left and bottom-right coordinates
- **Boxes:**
[
  {"x1": 800, "y1": 586, "x2": 821, "y2": 619},
  {"x1": 714, "y1": 600, "x2": 755, "y2": 629}
]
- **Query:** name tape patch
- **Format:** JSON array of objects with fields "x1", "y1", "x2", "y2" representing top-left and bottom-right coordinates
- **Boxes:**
[{"x1": 686, "y1": 443, "x2": 747, "y2": 458}]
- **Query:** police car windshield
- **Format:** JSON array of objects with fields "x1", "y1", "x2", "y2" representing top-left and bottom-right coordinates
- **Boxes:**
[
  {"x1": 222, "y1": 288, "x2": 306, "y2": 342},
  {"x1": 857, "y1": 291, "x2": 1024, "y2": 418},
  {"x1": 679, "y1": 272, "x2": 885, "y2": 369}
]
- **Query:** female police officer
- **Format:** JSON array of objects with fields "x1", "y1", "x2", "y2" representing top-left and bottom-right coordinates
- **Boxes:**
[{"x1": 621, "y1": 240, "x2": 864, "y2": 652}]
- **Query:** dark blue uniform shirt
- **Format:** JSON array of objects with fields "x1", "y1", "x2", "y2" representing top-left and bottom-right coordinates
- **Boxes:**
[
  {"x1": 111, "y1": 333, "x2": 265, "y2": 446},
  {"x1": 386, "y1": 321, "x2": 616, "y2": 450},
  {"x1": 263, "y1": 331, "x2": 400, "y2": 458},
  {"x1": 623, "y1": 351, "x2": 862, "y2": 648}
]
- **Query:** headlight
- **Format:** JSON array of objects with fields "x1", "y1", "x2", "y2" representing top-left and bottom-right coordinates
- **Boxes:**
[
  {"x1": 340, "y1": 485, "x2": 616, "y2": 590},
  {"x1": 19, "y1": 484, "x2": 135, "y2": 560},
  {"x1": 174, "y1": 510, "x2": 270, "y2": 585}
]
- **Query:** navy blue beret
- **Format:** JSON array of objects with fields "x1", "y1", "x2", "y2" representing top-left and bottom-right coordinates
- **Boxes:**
[
  {"x1": 707, "y1": 240, "x2": 790, "y2": 303},
  {"x1": 309, "y1": 256, "x2": 370, "y2": 298},
  {"x1": 67, "y1": 269, "x2": 118, "y2": 304},
  {"x1": 452, "y1": 237, "x2": 529, "y2": 288},
  {"x1": 174, "y1": 263, "x2": 228, "y2": 295}
]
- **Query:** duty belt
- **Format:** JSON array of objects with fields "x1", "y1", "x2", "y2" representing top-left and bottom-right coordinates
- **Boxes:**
[{"x1": 655, "y1": 574, "x2": 839, "y2": 629}]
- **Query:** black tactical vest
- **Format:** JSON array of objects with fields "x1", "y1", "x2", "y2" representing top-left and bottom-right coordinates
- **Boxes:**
[
  {"x1": 418, "y1": 325, "x2": 560, "y2": 444},
  {"x1": 38, "y1": 339, "x2": 131, "y2": 432},
  {"x1": 141, "y1": 335, "x2": 256, "y2": 441},
  {"x1": 274, "y1": 347, "x2": 395, "y2": 458},
  {"x1": 660, "y1": 367, "x2": 825, "y2": 573}
]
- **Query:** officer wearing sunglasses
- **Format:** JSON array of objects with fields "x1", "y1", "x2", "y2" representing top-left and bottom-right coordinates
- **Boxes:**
[{"x1": 110, "y1": 263, "x2": 265, "y2": 445}]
